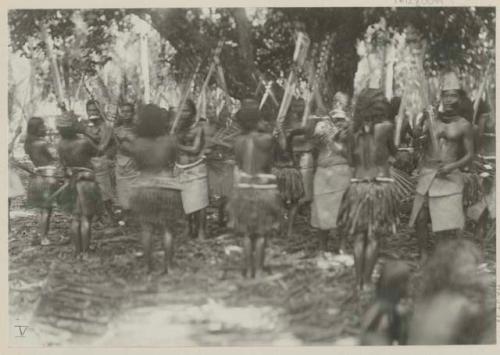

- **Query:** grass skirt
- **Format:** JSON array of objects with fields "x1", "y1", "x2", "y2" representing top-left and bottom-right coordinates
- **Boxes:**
[
  {"x1": 272, "y1": 166, "x2": 304, "y2": 204},
  {"x1": 337, "y1": 180, "x2": 399, "y2": 237},
  {"x1": 227, "y1": 177, "x2": 281, "y2": 236},
  {"x1": 57, "y1": 170, "x2": 103, "y2": 217},
  {"x1": 26, "y1": 167, "x2": 61, "y2": 209},
  {"x1": 207, "y1": 159, "x2": 235, "y2": 198},
  {"x1": 130, "y1": 173, "x2": 183, "y2": 228}
]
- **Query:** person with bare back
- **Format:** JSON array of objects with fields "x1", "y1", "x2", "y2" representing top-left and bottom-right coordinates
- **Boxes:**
[
  {"x1": 122, "y1": 104, "x2": 183, "y2": 274},
  {"x1": 56, "y1": 113, "x2": 102, "y2": 257},
  {"x1": 337, "y1": 88, "x2": 399, "y2": 291},
  {"x1": 408, "y1": 72, "x2": 474, "y2": 262},
  {"x1": 228, "y1": 99, "x2": 281, "y2": 278},
  {"x1": 24, "y1": 117, "x2": 62, "y2": 246},
  {"x1": 175, "y1": 99, "x2": 209, "y2": 239}
]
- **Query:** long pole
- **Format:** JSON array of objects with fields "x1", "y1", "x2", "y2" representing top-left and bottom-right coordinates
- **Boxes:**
[
  {"x1": 40, "y1": 23, "x2": 65, "y2": 107},
  {"x1": 140, "y1": 33, "x2": 151, "y2": 103}
]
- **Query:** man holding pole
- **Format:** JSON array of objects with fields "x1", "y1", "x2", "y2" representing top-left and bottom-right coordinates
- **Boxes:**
[
  {"x1": 85, "y1": 99, "x2": 117, "y2": 225},
  {"x1": 408, "y1": 71, "x2": 474, "y2": 262}
]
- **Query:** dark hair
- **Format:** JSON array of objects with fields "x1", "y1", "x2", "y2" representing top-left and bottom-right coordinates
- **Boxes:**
[
  {"x1": 183, "y1": 98, "x2": 197, "y2": 116},
  {"x1": 136, "y1": 104, "x2": 166, "y2": 138},
  {"x1": 86, "y1": 99, "x2": 98, "y2": 109},
  {"x1": 58, "y1": 126, "x2": 79, "y2": 139},
  {"x1": 120, "y1": 102, "x2": 135, "y2": 113},
  {"x1": 235, "y1": 99, "x2": 260, "y2": 132},
  {"x1": 26, "y1": 116, "x2": 44, "y2": 136},
  {"x1": 353, "y1": 88, "x2": 389, "y2": 133},
  {"x1": 24, "y1": 117, "x2": 45, "y2": 156}
]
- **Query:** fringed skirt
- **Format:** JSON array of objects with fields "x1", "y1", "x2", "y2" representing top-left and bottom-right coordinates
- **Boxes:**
[
  {"x1": 57, "y1": 169, "x2": 103, "y2": 217},
  {"x1": 26, "y1": 166, "x2": 62, "y2": 209},
  {"x1": 272, "y1": 166, "x2": 305, "y2": 205},
  {"x1": 207, "y1": 159, "x2": 235, "y2": 199},
  {"x1": 130, "y1": 172, "x2": 183, "y2": 228},
  {"x1": 337, "y1": 179, "x2": 400, "y2": 237},
  {"x1": 227, "y1": 173, "x2": 281, "y2": 236}
]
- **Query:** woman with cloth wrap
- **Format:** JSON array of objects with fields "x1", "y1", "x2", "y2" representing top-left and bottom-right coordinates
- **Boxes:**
[{"x1": 310, "y1": 92, "x2": 352, "y2": 253}]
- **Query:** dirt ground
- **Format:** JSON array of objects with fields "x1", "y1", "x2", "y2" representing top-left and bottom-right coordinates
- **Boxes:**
[{"x1": 8, "y1": 182, "x2": 498, "y2": 346}]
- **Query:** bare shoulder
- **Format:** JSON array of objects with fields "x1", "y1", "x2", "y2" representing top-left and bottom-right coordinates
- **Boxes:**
[
  {"x1": 457, "y1": 116, "x2": 472, "y2": 130},
  {"x1": 255, "y1": 132, "x2": 274, "y2": 148}
]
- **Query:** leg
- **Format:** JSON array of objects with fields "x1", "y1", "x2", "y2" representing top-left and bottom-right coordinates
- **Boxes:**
[
  {"x1": 40, "y1": 207, "x2": 53, "y2": 246},
  {"x1": 197, "y1": 208, "x2": 207, "y2": 239},
  {"x1": 416, "y1": 206, "x2": 430, "y2": 264},
  {"x1": 80, "y1": 216, "x2": 92, "y2": 253},
  {"x1": 363, "y1": 231, "x2": 378, "y2": 287},
  {"x1": 162, "y1": 228, "x2": 174, "y2": 274},
  {"x1": 242, "y1": 234, "x2": 253, "y2": 278},
  {"x1": 141, "y1": 224, "x2": 154, "y2": 273},
  {"x1": 475, "y1": 211, "x2": 488, "y2": 252},
  {"x1": 353, "y1": 232, "x2": 366, "y2": 291},
  {"x1": 218, "y1": 197, "x2": 227, "y2": 227},
  {"x1": 254, "y1": 235, "x2": 267, "y2": 278},
  {"x1": 319, "y1": 229, "x2": 329, "y2": 251},
  {"x1": 71, "y1": 217, "x2": 82, "y2": 256},
  {"x1": 286, "y1": 202, "x2": 299, "y2": 238},
  {"x1": 103, "y1": 200, "x2": 116, "y2": 225},
  {"x1": 335, "y1": 228, "x2": 347, "y2": 254}
]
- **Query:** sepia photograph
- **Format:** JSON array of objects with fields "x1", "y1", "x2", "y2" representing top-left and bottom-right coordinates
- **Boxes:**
[{"x1": 6, "y1": 4, "x2": 497, "y2": 347}]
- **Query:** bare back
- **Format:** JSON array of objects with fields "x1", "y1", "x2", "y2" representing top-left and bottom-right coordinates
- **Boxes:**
[
  {"x1": 58, "y1": 136, "x2": 97, "y2": 169},
  {"x1": 25, "y1": 138, "x2": 55, "y2": 167},
  {"x1": 234, "y1": 132, "x2": 274, "y2": 175},
  {"x1": 128, "y1": 135, "x2": 177, "y2": 174},
  {"x1": 350, "y1": 121, "x2": 396, "y2": 178}
]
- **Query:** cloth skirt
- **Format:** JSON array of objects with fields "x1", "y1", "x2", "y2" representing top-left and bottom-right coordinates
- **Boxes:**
[
  {"x1": 176, "y1": 159, "x2": 209, "y2": 214},
  {"x1": 311, "y1": 163, "x2": 351, "y2": 230}
]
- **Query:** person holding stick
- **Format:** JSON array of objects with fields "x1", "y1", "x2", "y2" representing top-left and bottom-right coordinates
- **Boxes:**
[
  {"x1": 84, "y1": 99, "x2": 117, "y2": 225},
  {"x1": 175, "y1": 99, "x2": 209, "y2": 240},
  {"x1": 272, "y1": 98, "x2": 305, "y2": 238},
  {"x1": 337, "y1": 88, "x2": 399, "y2": 291},
  {"x1": 114, "y1": 102, "x2": 139, "y2": 223},
  {"x1": 310, "y1": 92, "x2": 352, "y2": 253},
  {"x1": 228, "y1": 99, "x2": 281, "y2": 278},
  {"x1": 24, "y1": 116, "x2": 62, "y2": 246},
  {"x1": 56, "y1": 113, "x2": 102, "y2": 257},
  {"x1": 408, "y1": 71, "x2": 474, "y2": 262}
]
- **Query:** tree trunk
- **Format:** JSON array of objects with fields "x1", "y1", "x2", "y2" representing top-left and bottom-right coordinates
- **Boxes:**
[{"x1": 229, "y1": 8, "x2": 258, "y2": 97}]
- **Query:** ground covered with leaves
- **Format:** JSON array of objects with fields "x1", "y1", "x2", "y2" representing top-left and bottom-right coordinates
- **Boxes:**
[{"x1": 8, "y1": 188, "x2": 497, "y2": 346}]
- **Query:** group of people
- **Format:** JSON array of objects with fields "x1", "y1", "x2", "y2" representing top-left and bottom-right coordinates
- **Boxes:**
[{"x1": 8, "y1": 70, "x2": 495, "y2": 293}]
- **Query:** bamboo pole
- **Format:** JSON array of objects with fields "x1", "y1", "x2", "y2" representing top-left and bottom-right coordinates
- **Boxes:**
[
  {"x1": 40, "y1": 23, "x2": 65, "y2": 107},
  {"x1": 140, "y1": 33, "x2": 151, "y2": 103},
  {"x1": 473, "y1": 59, "x2": 493, "y2": 125},
  {"x1": 170, "y1": 60, "x2": 202, "y2": 134}
]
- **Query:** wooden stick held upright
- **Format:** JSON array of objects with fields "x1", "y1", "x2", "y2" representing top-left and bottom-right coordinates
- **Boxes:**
[
  {"x1": 473, "y1": 59, "x2": 493, "y2": 125},
  {"x1": 170, "y1": 59, "x2": 202, "y2": 134}
]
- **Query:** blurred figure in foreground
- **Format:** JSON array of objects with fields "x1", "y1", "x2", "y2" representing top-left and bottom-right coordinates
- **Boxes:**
[{"x1": 408, "y1": 239, "x2": 495, "y2": 344}]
